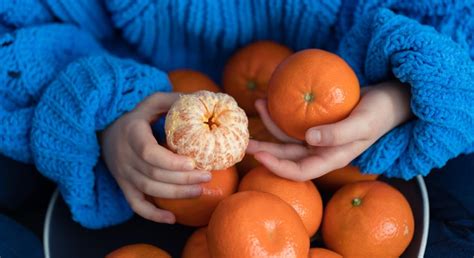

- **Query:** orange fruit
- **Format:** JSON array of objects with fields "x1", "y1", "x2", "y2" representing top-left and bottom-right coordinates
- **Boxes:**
[
  {"x1": 182, "y1": 227, "x2": 210, "y2": 258},
  {"x1": 236, "y1": 117, "x2": 279, "y2": 176},
  {"x1": 106, "y1": 244, "x2": 170, "y2": 258},
  {"x1": 153, "y1": 166, "x2": 238, "y2": 226},
  {"x1": 169, "y1": 69, "x2": 220, "y2": 93},
  {"x1": 267, "y1": 49, "x2": 360, "y2": 140},
  {"x1": 165, "y1": 91, "x2": 249, "y2": 171},
  {"x1": 207, "y1": 191, "x2": 309, "y2": 258},
  {"x1": 314, "y1": 165, "x2": 378, "y2": 192},
  {"x1": 308, "y1": 248, "x2": 342, "y2": 258},
  {"x1": 238, "y1": 166, "x2": 323, "y2": 237},
  {"x1": 223, "y1": 41, "x2": 293, "y2": 115},
  {"x1": 322, "y1": 181, "x2": 414, "y2": 257}
]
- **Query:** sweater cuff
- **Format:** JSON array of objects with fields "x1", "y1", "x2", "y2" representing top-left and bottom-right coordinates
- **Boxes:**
[
  {"x1": 31, "y1": 55, "x2": 172, "y2": 228},
  {"x1": 339, "y1": 9, "x2": 474, "y2": 179},
  {"x1": 0, "y1": 24, "x2": 103, "y2": 163}
]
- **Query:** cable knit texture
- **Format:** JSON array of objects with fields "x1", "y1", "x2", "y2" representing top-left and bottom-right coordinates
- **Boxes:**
[
  {"x1": 337, "y1": 8, "x2": 474, "y2": 179},
  {"x1": 0, "y1": 24, "x2": 103, "y2": 163},
  {"x1": 105, "y1": 0, "x2": 340, "y2": 80},
  {"x1": 31, "y1": 55, "x2": 172, "y2": 228},
  {"x1": 0, "y1": 0, "x2": 473, "y2": 229}
]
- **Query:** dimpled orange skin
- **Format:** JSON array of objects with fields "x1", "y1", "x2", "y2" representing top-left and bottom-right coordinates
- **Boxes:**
[
  {"x1": 207, "y1": 191, "x2": 310, "y2": 258},
  {"x1": 105, "y1": 244, "x2": 171, "y2": 258},
  {"x1": 169, "y1": 69, "x2": 220, "y2": 93},
  {"x1": 236, "y1": 117, "x2": 280, "y2": 176},
  {"x1": 165, "y1": 91, "x2": 249, "y2": 171},
  {"x1": 308, "y1": 248, "x2": 343, "y2": 258},
  {"x1": 154, "y1": 167, "x2": 238, "y2": 226},
  {"x1": 182, "y1": 227, "x2": 210, "y2": 258},
  {"x1": 313, "y1": 165, "x2": 379, "y2": 192},
  {"x1": 223, "y1": 41, "x2": 293, "y2": 115},
  {"x1": 238, "y1": 166, "x2": 323, "y2": 237},
  {"x1": 267, "y1": 49, "x2": 360, "y2": 140},
  {"x1": 322, "y1": 181, "x2": 415, "y2": 258}
]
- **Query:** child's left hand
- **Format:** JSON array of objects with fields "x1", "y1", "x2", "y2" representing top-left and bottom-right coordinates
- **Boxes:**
[{"x1": 246, "y1": 81, "x2": 413, "y2": 181}]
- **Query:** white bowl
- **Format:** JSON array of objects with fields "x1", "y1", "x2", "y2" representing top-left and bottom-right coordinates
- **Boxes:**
[{"x1": 44, "y1": 176, "x2": 429, "y2": 258}]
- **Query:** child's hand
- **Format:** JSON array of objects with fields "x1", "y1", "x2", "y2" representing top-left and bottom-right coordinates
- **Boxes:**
[
  {"x1": 247, "y1": 81, "x2": 412, "y2": 181},
  {"x1": 101, "y1": 92, "x2": 212, "y2": 224}
]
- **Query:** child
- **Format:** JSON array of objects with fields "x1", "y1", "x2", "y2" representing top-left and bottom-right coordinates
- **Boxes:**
[{"x1": 0, "y1": 1, "x2": 473, "y2": 257}]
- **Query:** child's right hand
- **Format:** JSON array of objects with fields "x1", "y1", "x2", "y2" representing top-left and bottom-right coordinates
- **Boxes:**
[{"x1": 100, "y1": 92, "x2": 212, "y2": 224}]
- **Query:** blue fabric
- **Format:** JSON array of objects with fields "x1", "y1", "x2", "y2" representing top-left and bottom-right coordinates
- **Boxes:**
[
  {"x1": 425, "y1": 153, "x2": 474, "y2": 258},
  {"x1": 0, "y1": 214, "x2": 43, "y2": 258},
  {"x1": 44, "y1": 0, "x2": 114, "y2": 39},
  {"x1": 0, "y1": 24, "x2": 104, "y2": 163},
  {"x1": 104, "y1": 0, "x2": 341, "y2": 81},
  {"x1": 0, "y1": 0, "x2": 53, "y2": 28},
  {"x1": 338, "y1": 8, "x2": 474, "y2": 179},
  {"x1": 0, "y1": 0, "x2": 473, "y2": 230},
  {"x1": 30, "y1": 55, "x2": 172, "y2": 228},
  {"x1": 336, "y1": 1, "x2": 474, "y2": 58}
]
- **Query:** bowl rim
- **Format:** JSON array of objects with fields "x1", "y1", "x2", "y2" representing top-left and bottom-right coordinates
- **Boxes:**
[
  {"x1": 415, "y1": 175, "x2": 430, "y2": 257},
  {"x1": 44, "y1": 189, "x2": 58, "y2": 258},
  {"x1": 43, "y1": 176, "x2": 431, "y2": 258}
]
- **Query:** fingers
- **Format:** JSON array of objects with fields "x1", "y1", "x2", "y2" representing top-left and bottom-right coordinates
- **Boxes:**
[
  {"x1": 134, "y1": 158, "x2": 211, "y2": 185},
  {"x1": 255, "y1": 140, "x2": 369, "y2": 181},
  {"x1": 129, "y1": 122, "x2": 195, "y2": 170},
  {"x1": 305, "y1": 110, "x2": 373, "y2": 146},
  {"x1": 135, "y1": 92, "x2": 181, "y2": 115},
  {"x1": 253, "y1": 152, "x2": 307, "y2": 181},
  {"x1": 305, "y1": 82, "x2": 413, "y2": 147},
  {"x1": 127, "y1": 167, "x2": 203, "y2": 198},
  {"x1": 254, "y1": 151, "x2": 344, "y2": 182},
  {"x1": 144, "y1": 168, "x2": 211, "y2": 185},
  {"x1": 246, "y1": 140, "x2": 308, "y2": 161},
  {"x1": 117, "y1": 179, "x2": 176, "y2": 224},
  {"x1": 254, "y1": 151, "x2": 336, "y2": 181},
  {"x1": 255, "y1": 99, "x2": 301, "y2": 144}
]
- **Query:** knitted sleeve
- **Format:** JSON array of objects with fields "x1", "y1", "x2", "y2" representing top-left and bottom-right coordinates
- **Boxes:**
[
  {"x1": 0, "y1": 0, "x2": 117, "y2": 163},
  {"x1": 0, "y1": 24, "x2": 104, "y2": 162},
  {"x1": 0, "y1": 19, "x2": 173, "y2": 228},
  {"x1": 30, "y1": 55, "x2": 172, "y2": 228},
  {"x1": 337, "y1": 8, "x2": 474, "y2": 179},
  {"x1": 336, "y1": 1, "x2": 474, "y2": 60},
  {"x1": 0, "y1": 0, "x2": 113, "y2": 39}
]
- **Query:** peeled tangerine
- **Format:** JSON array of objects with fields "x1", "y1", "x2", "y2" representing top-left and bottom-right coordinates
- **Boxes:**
[{"x1": 165, "y1": 91, "x2": 249, "y2": 171}]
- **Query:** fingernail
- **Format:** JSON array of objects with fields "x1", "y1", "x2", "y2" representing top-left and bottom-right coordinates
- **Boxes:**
[
  {"x1": 189, "y1": 186, "x2": 203, "y2": 196},
  {"x1": 164, "y1": 216, "x2": 175, "y2": 224},
  {"x1": 200, "y1": 173, "x2": 212, "y2": 182},
  {"x1": 184, "y1": 160, "x2": 195, "y2": 170},
  {"x1": 308, "y1": 130, "x2": 321, "y2": 144}
]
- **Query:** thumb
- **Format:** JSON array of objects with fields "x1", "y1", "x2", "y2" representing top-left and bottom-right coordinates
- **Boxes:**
[{"x1": 305, "y1": 109, "x2": 373, "y2": 147}]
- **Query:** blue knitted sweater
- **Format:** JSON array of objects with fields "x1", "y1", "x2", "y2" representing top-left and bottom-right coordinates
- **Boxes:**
[{"x1": 1, "y1": 0, "x2": 473, "y2": 229}]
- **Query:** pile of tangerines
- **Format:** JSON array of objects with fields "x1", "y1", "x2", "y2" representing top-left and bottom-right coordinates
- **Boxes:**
[{"x1": 107, "y1": 42, "x2": 415, "y2": 258}]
